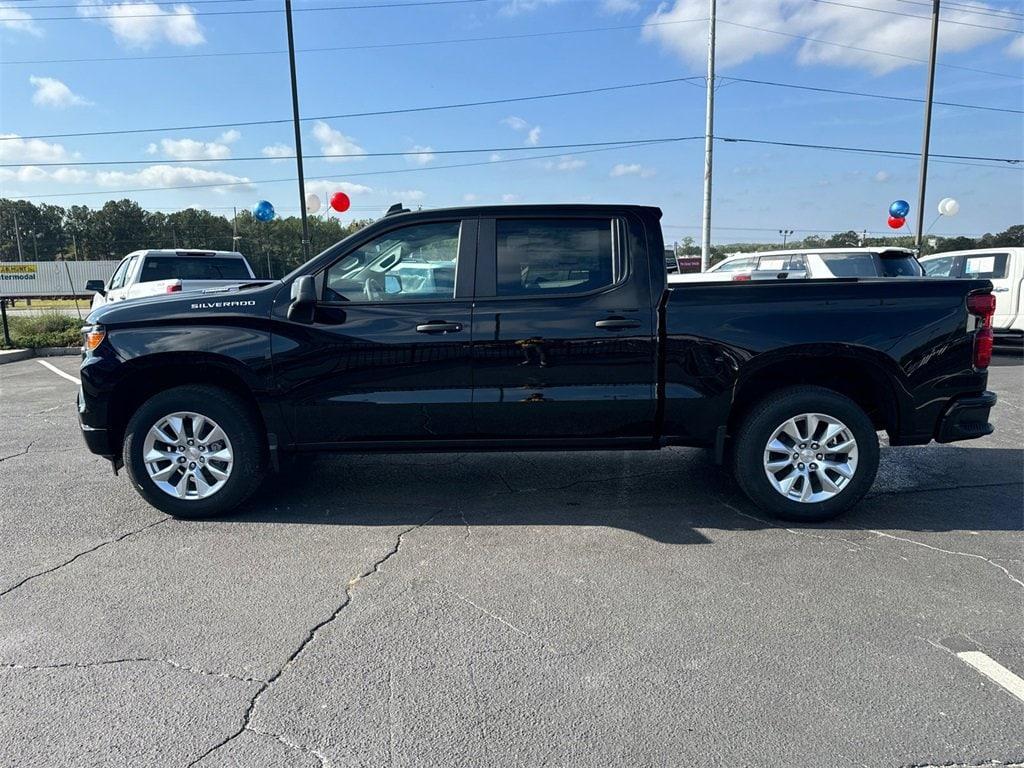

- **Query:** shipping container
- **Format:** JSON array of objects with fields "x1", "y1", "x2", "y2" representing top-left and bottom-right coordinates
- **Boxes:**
[{"x1": 0, "y1": 261, "x2": 120, "y2": 298}]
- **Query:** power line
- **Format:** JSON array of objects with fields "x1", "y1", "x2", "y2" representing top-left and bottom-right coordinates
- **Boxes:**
[
  {"x1": 0, "y1": 0, "x2": 491, "y2": 22},
  {"x1": 895, "y1": 0, "x2": 1024, "y2": 20},
  {"x1": 720, "y1": 76, "x2": 1024, "y2": 115},
  {"x1": 718, "y1": 136, "x2": 1021, "y2": 164},
  {"x1": 809, "y1": 0, "x2": 1022, "y2": 32},
  {"x1": 0, "y1": 17, "x2": 707, "y2": 65},
  {"x1": 0, "y1": 76, "x2": 703, "y2": 141},
  {"x1": 717, "y1": 17, "x2": 1024, "y2": 80},
  {"x1": 3, "y1": 0, "x2": 258, "y2": 8},
  {"x1": 7, "y1": 138, "x2": 691, "y2": 199}
]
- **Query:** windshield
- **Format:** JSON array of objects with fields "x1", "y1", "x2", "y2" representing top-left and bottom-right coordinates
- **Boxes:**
[{"x1": 139, "y1": 256, "x2": 252, "y2": 282}]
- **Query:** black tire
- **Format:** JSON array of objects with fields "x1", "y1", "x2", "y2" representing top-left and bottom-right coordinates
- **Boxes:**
[
  {"x1": 732, "y1": 386, "x2": 879, "y2": 522},
  {"x1": 123, "y1": 385, "x2": 265, "y2": 519}
]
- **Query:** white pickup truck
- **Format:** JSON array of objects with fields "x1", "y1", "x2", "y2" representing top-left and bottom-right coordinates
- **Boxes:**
[
  {"x1": 86, "y1": 249, "x2": 258, "y2": 309},
  {"x1": 669, "y1": 247, "x2": 923, "y2": 283}
]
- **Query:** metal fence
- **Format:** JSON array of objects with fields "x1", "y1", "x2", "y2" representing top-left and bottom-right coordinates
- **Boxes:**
[{"x1": 0, "y1": 261, "x2": 119, "y2": 298}]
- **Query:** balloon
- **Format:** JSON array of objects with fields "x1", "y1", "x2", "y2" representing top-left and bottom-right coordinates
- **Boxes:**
[
  {"x1": 330, "y1": 192, "x2": 351, "y2": 213},
  {"x1": 888, "y1": 199, "x2": 910, "y2": 218},
  {"x1": 306, "y1": 193, "x2": 321, "y2": 214},
  {"x1": 887, "y1": 215, "x2": 906, "y2": 229},
  {"x1": 252, "y1": 200, "x2": 275, "y2": 222},
  {"x1": 939, "y1": 198, "x2": 960, "y2": 217}
]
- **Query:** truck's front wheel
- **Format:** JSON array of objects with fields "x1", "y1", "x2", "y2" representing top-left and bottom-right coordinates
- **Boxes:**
[
  {"x1": 732, "y1": 386, "x2": 879, "y2": 522},
  {"x1": 123, "y1": 385, "x2": 264, "y2": 518}
]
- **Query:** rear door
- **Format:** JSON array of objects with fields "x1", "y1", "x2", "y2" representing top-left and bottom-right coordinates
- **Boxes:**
[
  {"x1": 963, "y1": 252, "x2": 1015, "y2": 329},
  {"x1": 274, "y1": 217, "x2": 477, "y2": 445},
  {"x1": 470, "y1": 213, "x2": 657, "y2": 441}
]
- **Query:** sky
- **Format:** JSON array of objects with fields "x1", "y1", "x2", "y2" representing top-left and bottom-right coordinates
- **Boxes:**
[{"x1": 0, "y1": 0, "x2": 1022, "y2": 244}]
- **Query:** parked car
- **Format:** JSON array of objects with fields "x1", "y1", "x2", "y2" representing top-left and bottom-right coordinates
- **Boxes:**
[
  {"x1": 78, "y1": 205, "x2": 996, "y2": 523},
  {"x1": 86, "y1": 249, "x2": 258, "y2": 309},
  {"x1": 920, "y1": 247, "x2": 1022, "y2": 347},
  {"x1": 670, "y1": 248, "x2": 923, "y2": 283}
]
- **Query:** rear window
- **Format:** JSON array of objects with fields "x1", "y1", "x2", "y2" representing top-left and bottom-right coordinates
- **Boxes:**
[
  {"x1": 964, "y1": 253, "x2": 1008, "y2": 280},
  {"x1": 819, "y1": 252, "x2": 922, "y2": 278},
  {"x1": 495, "y1": 218, "x2": 614, "y2": 297},
  {"x1": 139, "y1": 256, "x2": 251, "y2": 282}
]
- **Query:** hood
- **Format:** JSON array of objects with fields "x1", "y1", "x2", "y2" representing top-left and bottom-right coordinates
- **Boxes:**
[{"x1": 86, "y1": 281, "x2": 283, "y2": 326}]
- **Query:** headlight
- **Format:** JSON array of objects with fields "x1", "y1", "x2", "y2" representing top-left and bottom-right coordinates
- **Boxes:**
[{"x1": 83, "y1": 325, "x2": 105, "y2": 352}]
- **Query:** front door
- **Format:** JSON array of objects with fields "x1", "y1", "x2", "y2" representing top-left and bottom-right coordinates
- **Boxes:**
[
  {"x1": 274, "y1": 218, "x2": 477, "y2": 445},
  {"x1": 470, "y1": 214, "x2": 657, "y2": 441}
]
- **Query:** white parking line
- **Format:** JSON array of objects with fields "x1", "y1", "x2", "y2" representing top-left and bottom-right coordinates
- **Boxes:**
[
  {"x1": 36, "y1": 359, "x2": 81, "y2": 385},
  {"x1": 957, "y1": 651, "x2": 1024, "y2": 703}
]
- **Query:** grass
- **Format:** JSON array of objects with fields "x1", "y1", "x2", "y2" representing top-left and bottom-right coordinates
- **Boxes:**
[
  {"x1": 1, "y1": 312, "x2": 82, "y2": 350},
  {"x1": 6, "y1": 298, "x2": 84, "y2": 310}
]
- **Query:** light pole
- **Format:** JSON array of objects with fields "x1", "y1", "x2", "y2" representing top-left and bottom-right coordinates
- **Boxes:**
[
  {"x1": 779, "y1": 229, "x2": 794, "y2": 247},
  {"x1": 285, "y1": 0, "x2": 311, "y2": 263},
  {"x1": 700, "y1": 0, "x2": 717, "y2": 272},
  {"x1": 915, "y1": 0, "x2": 941, "y2": 251}
]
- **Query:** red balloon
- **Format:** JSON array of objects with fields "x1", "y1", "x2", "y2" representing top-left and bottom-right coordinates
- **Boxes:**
[
  {"x1": 330, "y1": 192, "x2": 350, "y2": 212},
  {"x1": 887, "y1": 215, "x2": 905, "y2": 229}
]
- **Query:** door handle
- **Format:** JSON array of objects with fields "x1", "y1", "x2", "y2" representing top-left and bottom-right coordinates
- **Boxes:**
[
  {"x1": 595, "y1": 317, "x2": 641, "y2": 330},
  {"x1": 416, "y1": 321, "x2": 463, "y2": 334},
  {"x1": 993, "y1": 287, "x2": 1009, "y2": 292}
]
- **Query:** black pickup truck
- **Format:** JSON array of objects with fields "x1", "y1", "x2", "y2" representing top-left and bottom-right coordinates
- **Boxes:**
[{"x1": 78, "y1": 204, "x2": 998, "y2": 522}]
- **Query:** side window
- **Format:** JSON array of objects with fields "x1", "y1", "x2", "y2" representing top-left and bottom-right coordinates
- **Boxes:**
[
  {"x1": 495, "y1": 218, "x2": 614, "y2": 297},
  {"x1": 922, "y1": 256, "x2": 957, "y2": 277},
  {"x1": 964, "y1": 253, "x2": 1008, "y2": 280},
  {"x1": 789, "y1": 254, "x2": 807, "y2": 271},
  {"x1": 714, "y1": 257, "x2": 754, "y2": 273},
  {"x1": 107, "y1": 257, "x2": 132, "y2": 290},
  {"x1": 755, "y1": 255, "x2": 789, "y2": 271},
  {"x1": 323, "y1": 222, "x2": 461, "y2": 303}
]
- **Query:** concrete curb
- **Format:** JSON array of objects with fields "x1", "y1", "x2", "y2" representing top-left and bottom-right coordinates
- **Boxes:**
[{"x1": 0, "y1": 347, "x2": 79, "y2": 365}]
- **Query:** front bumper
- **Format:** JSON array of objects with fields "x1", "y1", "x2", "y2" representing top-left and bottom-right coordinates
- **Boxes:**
[
  {"x1": 78, "y1": 388, "x2": 115, "y2": 458},
  {"x1": 935, "y1": 390, "x2": 997, "y2": 444}
]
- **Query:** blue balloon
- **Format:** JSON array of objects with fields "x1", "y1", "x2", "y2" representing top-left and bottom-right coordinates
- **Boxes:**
[
  {"x1": 889, "y1": 199, "x2": 910, "y2": 218},
  {"x1": 253, "y1": 200, "x2": 275, "y2": 222}
]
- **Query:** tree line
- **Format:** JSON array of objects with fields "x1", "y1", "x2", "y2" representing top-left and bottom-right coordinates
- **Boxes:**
[
  {"x1": 0, "y1": 198, "x2": 372, "y2": 279},
  {"x1": 2, "y1": 198, "x2": 1020, "y2": 277}
]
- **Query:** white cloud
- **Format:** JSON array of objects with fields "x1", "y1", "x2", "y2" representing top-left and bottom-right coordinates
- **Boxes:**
[
  {"x1": 463, "y1": 193, "x2": 478, "y2": 202},
  {"x1": 499, "y1": 0, "x2": 559, "y2": 16},
  {"x1": 610, "y1": 163, "x2": 656, "y2": 178},
  {"x1": 544, "y1": 156, "x2": 586, "y2": 171},
  {"x1": 261, "y1": 143, "x2": 293, "y2": 160},
  {"x1": 146, "y1": 137, "x2": 232, "y2": 160},
  {"x1": 873, "y1": 170, "x2": 891, "y2": 182},
  {"x1": 0, "y1": 165, "x2": 91, "y2": 184},
  {"x1": 408, "y1": 144, "x2": 435, "y2": 166},
  {"x1": 489, "y1": 153, "x2": 503, "y2": 162},
  {"x1": 312, "y1": 120, "x2": 365, "y2": 161},
  {"x1": 219, "y1": 129, "x2": 241, "y2": 144},
  {"x1": 501, "y1": 116, "x2": 542, "y2": 146},
  {"x1": 304, "y1": 180, "x2": 374, "y2": 201},
  {"x1": 502, "y1": 193, "x2": 520, "y2": 202},
  {"x1": 387, "y1": 188, "x2": 426, "y2": 201},
  {"x1": 601, "y1": 0, "x2": 640, "y2": 13},
  {"x1": 642, "y1": 0, "x2": 1014, "y2": 74},
  {"x1": 0, "y1": 3, "x2": 42, "y2": 36},
  {"x1": 1008, "y1": 35, "x2": 1024, "y2": 58},
  {"x1": 76, "y1": 1, "x2": 204, "y2": 49},
  {"x1": 0, "y1": 134, "x2": 70, "y2": 163},
  {"x1": 29, "y1": 76, "x2": 91, "y2": 108},
  {"x1": 94, "y1": 164, "x2": 252, "y2": 192}
]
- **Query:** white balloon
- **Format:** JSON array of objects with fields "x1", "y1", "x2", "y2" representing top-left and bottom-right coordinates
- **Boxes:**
[
  {"x1": 306, "y1": 193, "x2": 321, "y2": 214},
  {"x1": 942, "y1": 198, "x2": 960, "y2": 217},
  {"x1": 937, "y1": 197, "x2": 952, "y2": 215}
]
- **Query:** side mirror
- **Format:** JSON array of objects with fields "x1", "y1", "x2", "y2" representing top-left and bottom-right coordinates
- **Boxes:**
[
  {"x1": 287, "y1": 275, "x2": 317, "y2": 323},
  {"x1": 86, "y1": 279, "x2": 106, "y2": 296},
  {"x1": 384, "y1": 274, "x2": 403, "y2": 295}
]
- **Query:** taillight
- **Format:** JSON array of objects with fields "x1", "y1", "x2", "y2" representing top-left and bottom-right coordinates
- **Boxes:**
[
  {"x1": 967, "y1": 291, "x2": 996, "y2": 369},
  {"x1": 166, "y1": 283, "x2": 182, "y2": 294},
  {"x1": 732, "y1": 274, "x2": 751, "y2": 282}
]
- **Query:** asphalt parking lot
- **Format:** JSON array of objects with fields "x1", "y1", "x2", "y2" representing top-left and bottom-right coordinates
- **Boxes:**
[{"x1": 0, "y1": 354, "x2": 1021, "y2": 768}]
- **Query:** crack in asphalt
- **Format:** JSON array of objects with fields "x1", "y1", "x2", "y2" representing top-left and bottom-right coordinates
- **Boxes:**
[
  {"x1": 0, "y1": 518, "x2": 168, "y2": 600},
  {"x1": 188, "y1": 510, "x2": 442, "y2": 768},
  {"x1": 247, "y1": 726, "x2": 328, "y2": 768},
  {"x1": 867, "y1": 529, "x2": 1024, "y2": 590},
  {"x1": 1, "y1": 657, "x2": 264, "y2": 685},
  {"x1": 867, "y1": 480, "x2": 1024, "y2": 499},
  {"x1": 901, "y1": 761, "x2": 1024, "y2": 767},
  {"x1": 0, "y1": 441, "x2": 34, "y2": 464}
]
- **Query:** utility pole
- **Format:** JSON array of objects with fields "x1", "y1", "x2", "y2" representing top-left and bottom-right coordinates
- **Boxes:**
[
  {"x1": 700, "y1": 0, "x2": 717, "y2": 272},
  {"x1": 13, "y1": 209, "x2": 24, "y2": 262},
  {"x1": 285, "y1": 0, "x2": 311, "y2": 263},
  {"x1": 915, "y1": 0, "x2": 940, "y2": 251},
  {"x1": 30, "y1": 229, "x2": 39, "y2": 260},
  {"x1": 232, "y1": 207, "x2": 241, "y2": 252}
]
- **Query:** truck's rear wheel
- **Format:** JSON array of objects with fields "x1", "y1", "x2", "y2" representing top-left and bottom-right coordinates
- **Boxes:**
[
  {"x1": 732, "y1": 386, "x2": 879, "y2": 522},
  {"x1": 123, "y1": 385, "x2": 264, "y2": 518}
]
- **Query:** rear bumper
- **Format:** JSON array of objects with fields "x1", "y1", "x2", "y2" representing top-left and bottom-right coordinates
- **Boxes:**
[
  {"x1": 994, "y1": 328, "x2": 1023, "y2": 347},
  {"x1": 935, "y1": 391, "x2": 997, "y2": 444}
]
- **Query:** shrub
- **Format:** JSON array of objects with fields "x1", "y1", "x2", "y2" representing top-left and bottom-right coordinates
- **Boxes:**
[{"x1": 2, "y1": 312, "x2": 82, "y2": 349}]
